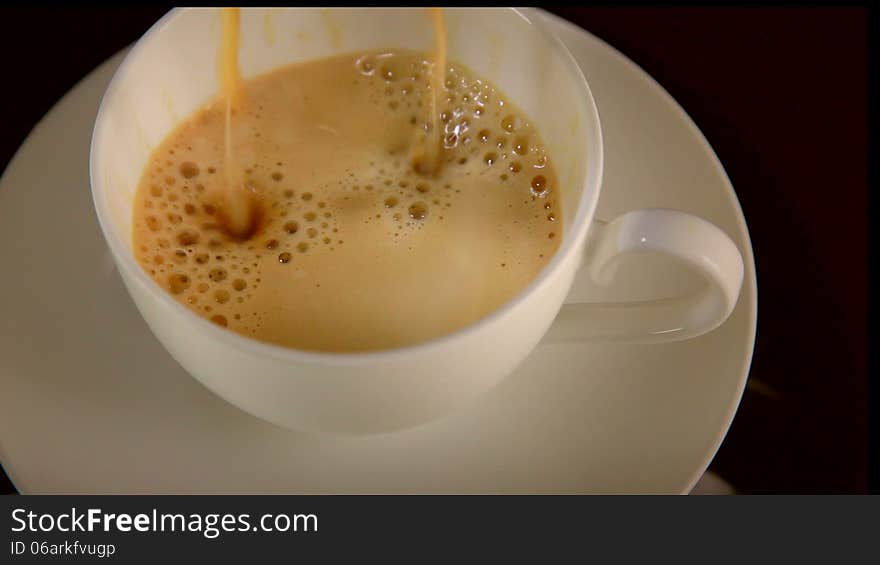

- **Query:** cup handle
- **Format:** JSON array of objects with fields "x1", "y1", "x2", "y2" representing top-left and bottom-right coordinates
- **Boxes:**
[{"x1": 546, "y1": 209, "x2": 745, "y2": 343}]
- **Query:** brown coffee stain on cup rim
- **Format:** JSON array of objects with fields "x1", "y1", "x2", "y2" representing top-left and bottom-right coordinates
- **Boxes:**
[
  {"x1": 320, "y1": 9, "x2": 342, "y2": 50},
  {"x1": 263, "y1": 10, "x2": 277, "y2": 45}
]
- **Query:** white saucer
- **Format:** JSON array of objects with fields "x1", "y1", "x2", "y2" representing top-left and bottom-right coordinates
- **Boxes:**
[{"x1": 0, "y1": 13, "x2": 756, "y2": 493}]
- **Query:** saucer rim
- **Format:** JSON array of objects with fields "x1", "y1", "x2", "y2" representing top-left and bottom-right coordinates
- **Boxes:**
[{"x1": 546, "y1": 12, "x2": 757, "y2": 494}]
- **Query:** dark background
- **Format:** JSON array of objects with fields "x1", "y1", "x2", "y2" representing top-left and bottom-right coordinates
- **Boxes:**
[{"x1": 0, "y1": 7, "x2": 869, "y2": 494}]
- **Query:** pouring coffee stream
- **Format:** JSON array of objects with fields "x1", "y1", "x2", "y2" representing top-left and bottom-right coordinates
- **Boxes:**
[
  {"x1": 217, "y1": 7, "x2": 260, "y2": 239},
  {"x1": 410, "y1": 7, "x2": 447, "y2": 176},
  {"x1": 217, "y1": 7, "x2": 449, "y2": 239}
]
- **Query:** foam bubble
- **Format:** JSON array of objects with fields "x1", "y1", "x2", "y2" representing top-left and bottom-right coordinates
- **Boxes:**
[
  {"x1": 180, "y1": 162, "x2": 200, "y2": 178},
  {"x1": 356, "y1": 55, "x2": 376, "y2": 75},
  {"x1": 501, "y1": 115, "x2": 517, "y2": 133},
  {"x1": 168, "y1": 273, "x2": 190, "y2": 294},
  {"x1": 530, "y1": 175, "x2": 548, "y2": 197},
  {"x1": 177, "y1": 230, "x2": 199, "y2": 246},
  {"x1": 209, "y1": 268, "x2": 227, "y2": 282},
  {"x1": 408, "y1": 202, "x2": 428, "y2": 220},
  {"x1": 211, "y1": 315, "x2": 228, "y2": 327}
]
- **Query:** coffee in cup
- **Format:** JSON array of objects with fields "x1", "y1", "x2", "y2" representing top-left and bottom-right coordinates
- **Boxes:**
[{"x1": 132, "y1": 46, "x2": 563, "y2": 351}]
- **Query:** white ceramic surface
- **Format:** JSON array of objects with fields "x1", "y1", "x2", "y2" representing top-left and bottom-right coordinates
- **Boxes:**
[
  {"x1": 0, "y1": 11, "x2": 756, "y2": 493},
  {"x1": 90, "y1": 7, "x2": 743, "y2": 434}
]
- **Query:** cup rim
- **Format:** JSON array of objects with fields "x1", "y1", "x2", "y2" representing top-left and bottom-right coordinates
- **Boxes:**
[{"x1": 89, "y1": 6, "x2": 604, "y2": 365}]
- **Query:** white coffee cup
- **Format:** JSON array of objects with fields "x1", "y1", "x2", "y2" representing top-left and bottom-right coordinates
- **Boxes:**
[{"x1": 90, "y1": 7, "x2": 744, "y2": 434}]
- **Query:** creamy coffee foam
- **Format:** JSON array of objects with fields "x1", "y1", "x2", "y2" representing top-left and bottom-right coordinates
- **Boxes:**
[{"x1": 132, "y1": 51, "x2": 563, "y2": 351}]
